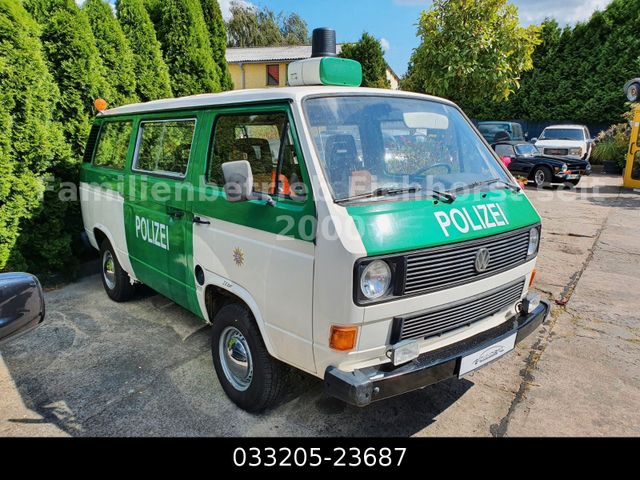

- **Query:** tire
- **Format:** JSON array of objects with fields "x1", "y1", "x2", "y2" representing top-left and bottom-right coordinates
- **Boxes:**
[
  {"x1": 99, "y1": 239, "x2": 135, "y2": 302},
  {"x1": 626, "y1": 81, "x2": 640, "y2": 102},
  {"x1": 532, "y1": 166, "x2": 552, "y2": 188},
  {"x1": 211, "y1": 303, "x2": 286, "y2": 412},
  {"x1": 568, "y1": 179, "x2": 580, "y2": 187}
]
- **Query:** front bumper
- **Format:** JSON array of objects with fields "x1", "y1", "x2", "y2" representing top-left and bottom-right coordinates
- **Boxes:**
[{"x1": 324, "y1": 301, "x2": 550, "y2": 407}]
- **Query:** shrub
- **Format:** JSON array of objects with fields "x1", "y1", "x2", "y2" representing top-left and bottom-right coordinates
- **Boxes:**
[
  {"x1": 116, "y1": 0, "x2": 172, "y2": 101},
  {"x1": 147, "y1": 0, "x2": 221, "y2": 97},
  {"x1": 199, "y1": 0, "x2": 233, "y2": 90},
  {"x1": 0, "y1": 0, "x2": 73, "y2": 273},
  {"x1": 84, "y1": 0, "x2": 138, "y2": 107},
  {"x1": 592, "y1": 123, "x2": 630, "y2": 168}
]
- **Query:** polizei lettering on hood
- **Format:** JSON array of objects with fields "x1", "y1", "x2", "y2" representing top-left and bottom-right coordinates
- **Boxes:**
[
  {"x1": 135, "y1": 215, "x2": 170, "y2": 251},
  {"x1": 434, "y1": 203, "x2": 509, "y2": 237}
]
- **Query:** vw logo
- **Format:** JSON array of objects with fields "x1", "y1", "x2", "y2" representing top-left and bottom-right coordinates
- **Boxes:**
[{"x1": 475, "y1": 248, "x2": 491, "y2": 273}]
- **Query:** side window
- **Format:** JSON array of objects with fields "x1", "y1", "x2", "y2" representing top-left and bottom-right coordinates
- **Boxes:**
[
  {"x1": 93, "y1": 121, "x2": 132, "y2": 170},
  {"x1": 209, "y1": 112, "x2": 305, "y2": 200},
  {"x1": 135, "y1": 120, "x2": 195, "y2": 177},
  {"x1": 513, "y1": 124, "x2": 523, "y2": 139},
  {"x1": 494, "y1": 144, "x2": 515, "y2": 157},
  {"x1": 267, "y1": 65, "x2": 280, "y2": 86}
]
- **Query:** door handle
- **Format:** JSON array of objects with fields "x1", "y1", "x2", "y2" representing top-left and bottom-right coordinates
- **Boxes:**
[{"x1": 193, "y1": 216, "x2": 211, "y2": 225}]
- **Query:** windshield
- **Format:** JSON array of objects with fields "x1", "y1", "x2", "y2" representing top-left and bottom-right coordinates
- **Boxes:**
[
  {"x1": 540, "y1": 128, "x2": 584, "y2": 141},
  {"x1": 303, "y1": 96, "x2": 509, "y2": 202},
  {"x1": 479, "y1": 123, "x2": 511, "y2": 134},
  {"x1": 515, "y1": 144, "x2": 538, "y2": 156}
]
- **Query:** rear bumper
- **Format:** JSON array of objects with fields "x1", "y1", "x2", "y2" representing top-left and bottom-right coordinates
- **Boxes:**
[{"x1": 324, "y1": 301, "x2": 550, "y2": 407}]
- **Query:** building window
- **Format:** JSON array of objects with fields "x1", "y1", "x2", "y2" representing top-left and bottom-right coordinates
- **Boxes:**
[{"x1": 267, "y1": 64, "x2": 280, "y2": 86}]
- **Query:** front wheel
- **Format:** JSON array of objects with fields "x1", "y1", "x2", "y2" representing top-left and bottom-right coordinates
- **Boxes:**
[
  {"x1": 532, "y1": 166, "x2": 552, "y2": 188},
  {"x1": 100, "y1": 239, "x2": 135, "y2": 302},
  {"x1": 211, "y1": 303, "x2": 286, "y2": 412}
]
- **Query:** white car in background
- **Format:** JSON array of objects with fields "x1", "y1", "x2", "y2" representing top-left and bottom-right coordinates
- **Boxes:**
[{"x1": 533, "y1": 125, "x2": 593, "y2": 161}]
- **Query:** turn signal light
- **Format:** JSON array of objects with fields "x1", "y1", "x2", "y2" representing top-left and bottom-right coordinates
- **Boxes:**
[
  {"x1": 329, "y1": 325, "x2": 358, "y2": 351},
  {"x1": 529, "y1": 269, "x2": 537, "y2": 287}
]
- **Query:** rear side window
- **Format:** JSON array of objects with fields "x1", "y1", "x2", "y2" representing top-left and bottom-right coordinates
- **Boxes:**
[
  {"x1": 134, "y1": 120, "x2": 196, "y2": 177},
  {"x1": 93, "y1": 121, "x2": 132, "y2": 170}
]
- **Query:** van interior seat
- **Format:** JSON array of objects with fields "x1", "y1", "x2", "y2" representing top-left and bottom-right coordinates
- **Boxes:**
[
  {"x1": 324, "y1": 134, "x2": 360, "y2": 180},
  {"x1": 231, "y1": 137, "x2": 275, "y2": 193}
]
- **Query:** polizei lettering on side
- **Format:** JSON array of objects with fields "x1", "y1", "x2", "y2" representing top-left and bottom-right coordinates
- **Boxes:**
[
  {"x1": 135, "y1": 215, "x2": 170, "y2": 251},
  {"x1": 434, "y1": 203, "x2": 509, "y2": 238}
]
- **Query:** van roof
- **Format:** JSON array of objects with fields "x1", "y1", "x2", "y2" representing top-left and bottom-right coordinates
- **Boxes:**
[{"x1": 99, "y1": 86, "x2": 453, "y2": 117}]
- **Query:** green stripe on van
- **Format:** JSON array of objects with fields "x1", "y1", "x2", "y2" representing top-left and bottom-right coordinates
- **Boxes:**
[{"x1": 346, "y1": 190, "x2": 541, "y2": 256}]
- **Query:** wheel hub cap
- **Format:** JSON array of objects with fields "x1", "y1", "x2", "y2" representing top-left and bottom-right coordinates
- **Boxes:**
[
  {"x1": 219, "y1": 327, "x2": 253, "y2": 391},
  {"x1": 103, "y1": 250, "x2": 116, "y2": 290}
]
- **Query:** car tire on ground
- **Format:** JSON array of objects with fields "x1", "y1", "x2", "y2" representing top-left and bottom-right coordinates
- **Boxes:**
[
  {"x1": 211, "y1": 303, "x2": 287, "y2": 412},
  {"x1": 100, "y1": 239, "x2": 135, "y2": 302},
  {"x1": 568, "y1": 179, "x2": 580, "y2": 187},
  {"x1": 532, "y1": 166, "x2": 552, "y2": 188}
]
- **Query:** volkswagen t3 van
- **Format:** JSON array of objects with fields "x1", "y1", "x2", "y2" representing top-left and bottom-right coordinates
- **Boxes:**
[{"x1": 80, "y1": 54, "x2": 549, "y2": 412}]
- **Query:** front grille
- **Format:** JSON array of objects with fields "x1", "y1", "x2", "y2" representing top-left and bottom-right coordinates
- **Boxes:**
[
  {"x1": 403, "y1": 228, "x2": 531, "y2": 296},
  {"x1": 397, "y1": 279, "x2": 525, "y2": 341},
  {"x1": 566, "y1": 163, "x2": 585, "y2": 172},
  {"x1": 544, "y1": 148, "x2": 569, "y2": 156}
]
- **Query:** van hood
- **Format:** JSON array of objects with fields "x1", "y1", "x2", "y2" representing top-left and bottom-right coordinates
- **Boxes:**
[
  {"x1": 346, "y1": 189, "x2": 541, "y2": 256},
  {"x1": 535, "y1": 139, "x2": 585, "y2": 148}
]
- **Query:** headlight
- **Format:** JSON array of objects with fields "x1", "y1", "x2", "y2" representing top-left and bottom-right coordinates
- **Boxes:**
[
  {"x1": 569, "y1": 148, "x2": 583, "y2": 156},
  {"x1": 561, "y1": 163, "x2": 568, "y2": 172},
  {"x1": 360, "y1": 260, "x2": 392, "y2": 300},
  {"x1": 528, "y1": 227, "x2": 540, "y2": 257}
]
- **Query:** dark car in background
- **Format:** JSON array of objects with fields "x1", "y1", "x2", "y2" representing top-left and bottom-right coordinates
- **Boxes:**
[
  {"x1": 478, "y1": 121, "x2": 526, "y2": 143},
  {"x1": 493, "y1": 141, "x2": 592, "y2": 188}
]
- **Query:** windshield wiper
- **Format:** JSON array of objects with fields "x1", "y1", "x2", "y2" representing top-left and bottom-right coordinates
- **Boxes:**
[
  {"x1": 335, "y1": 186, "x2": 455, "y2": 204},
  {"x1": 449, "y1": 178, "x2": 521, "y2": 195}
]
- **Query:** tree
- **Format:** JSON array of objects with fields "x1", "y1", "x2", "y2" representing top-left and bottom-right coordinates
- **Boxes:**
[
  {"x1": 226, "y1": 2, "x2": 310, "y2": 47},
  {"x1": 281, "y1": 12, "x2": 309, "y2": 45},
  {"x1": 403, "y1": 0, "x2": 539, "y2": 109},
  {"x1": 340, "y1": 32, "x2": 390, "y2": 89},
  {"x1": 472, "y1": 0, "x2": 640, "y2": 127},
  {"x1": 147, "y1": 0, "x2": 221, "y2": 97},
  {"x1": 116, "y1": 0, "x2": 172, "y2": 102},
  {"x1": 84, "y1": 0, "x2": 138, "y2": 106},
  {"x1": 24, "y1": 0, "x2": 112, "y2": 157},
  {"x1": 0, "y1": 0, "x2": 73, "y2": 273},
  {"x1": 199, "y1": 0, "x2": 233, "y2": 90}
]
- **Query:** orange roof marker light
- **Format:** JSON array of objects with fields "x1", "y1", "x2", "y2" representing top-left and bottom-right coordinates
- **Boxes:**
[{"x1": 94, "y1": 98, "x2": 108, "y2": 112}]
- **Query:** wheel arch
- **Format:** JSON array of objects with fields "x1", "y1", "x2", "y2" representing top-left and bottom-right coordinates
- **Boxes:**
[{"x1": 203, "y1": 281, "x2": 278, "y2": 360}]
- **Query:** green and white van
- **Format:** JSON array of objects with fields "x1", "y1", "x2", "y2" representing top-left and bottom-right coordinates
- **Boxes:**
[{"x1": 80, "y1": 60, "x2": 549, "y2": 412}]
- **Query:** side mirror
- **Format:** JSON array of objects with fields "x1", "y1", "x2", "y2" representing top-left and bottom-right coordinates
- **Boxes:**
[
  {"x1": 531, "y1": 138, "x2": 538, "y2": 143},
  {"x1": 222, "y1": 160, "x2": 275, "y2": 206},
  {"x1": 0, "y1": 273, "x2": 45, "y2": 345},
  {"x1": 222, "y1": 160, "x2": 255, "y2": 202}
]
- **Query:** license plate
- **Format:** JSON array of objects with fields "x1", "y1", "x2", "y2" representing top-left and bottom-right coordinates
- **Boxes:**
[
  {"x1": 566, "y1": 174, "x2": 579, "y2": 179},
  {"x1": 459, "y1": 333, "x2": 517, "y2": 377}
]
